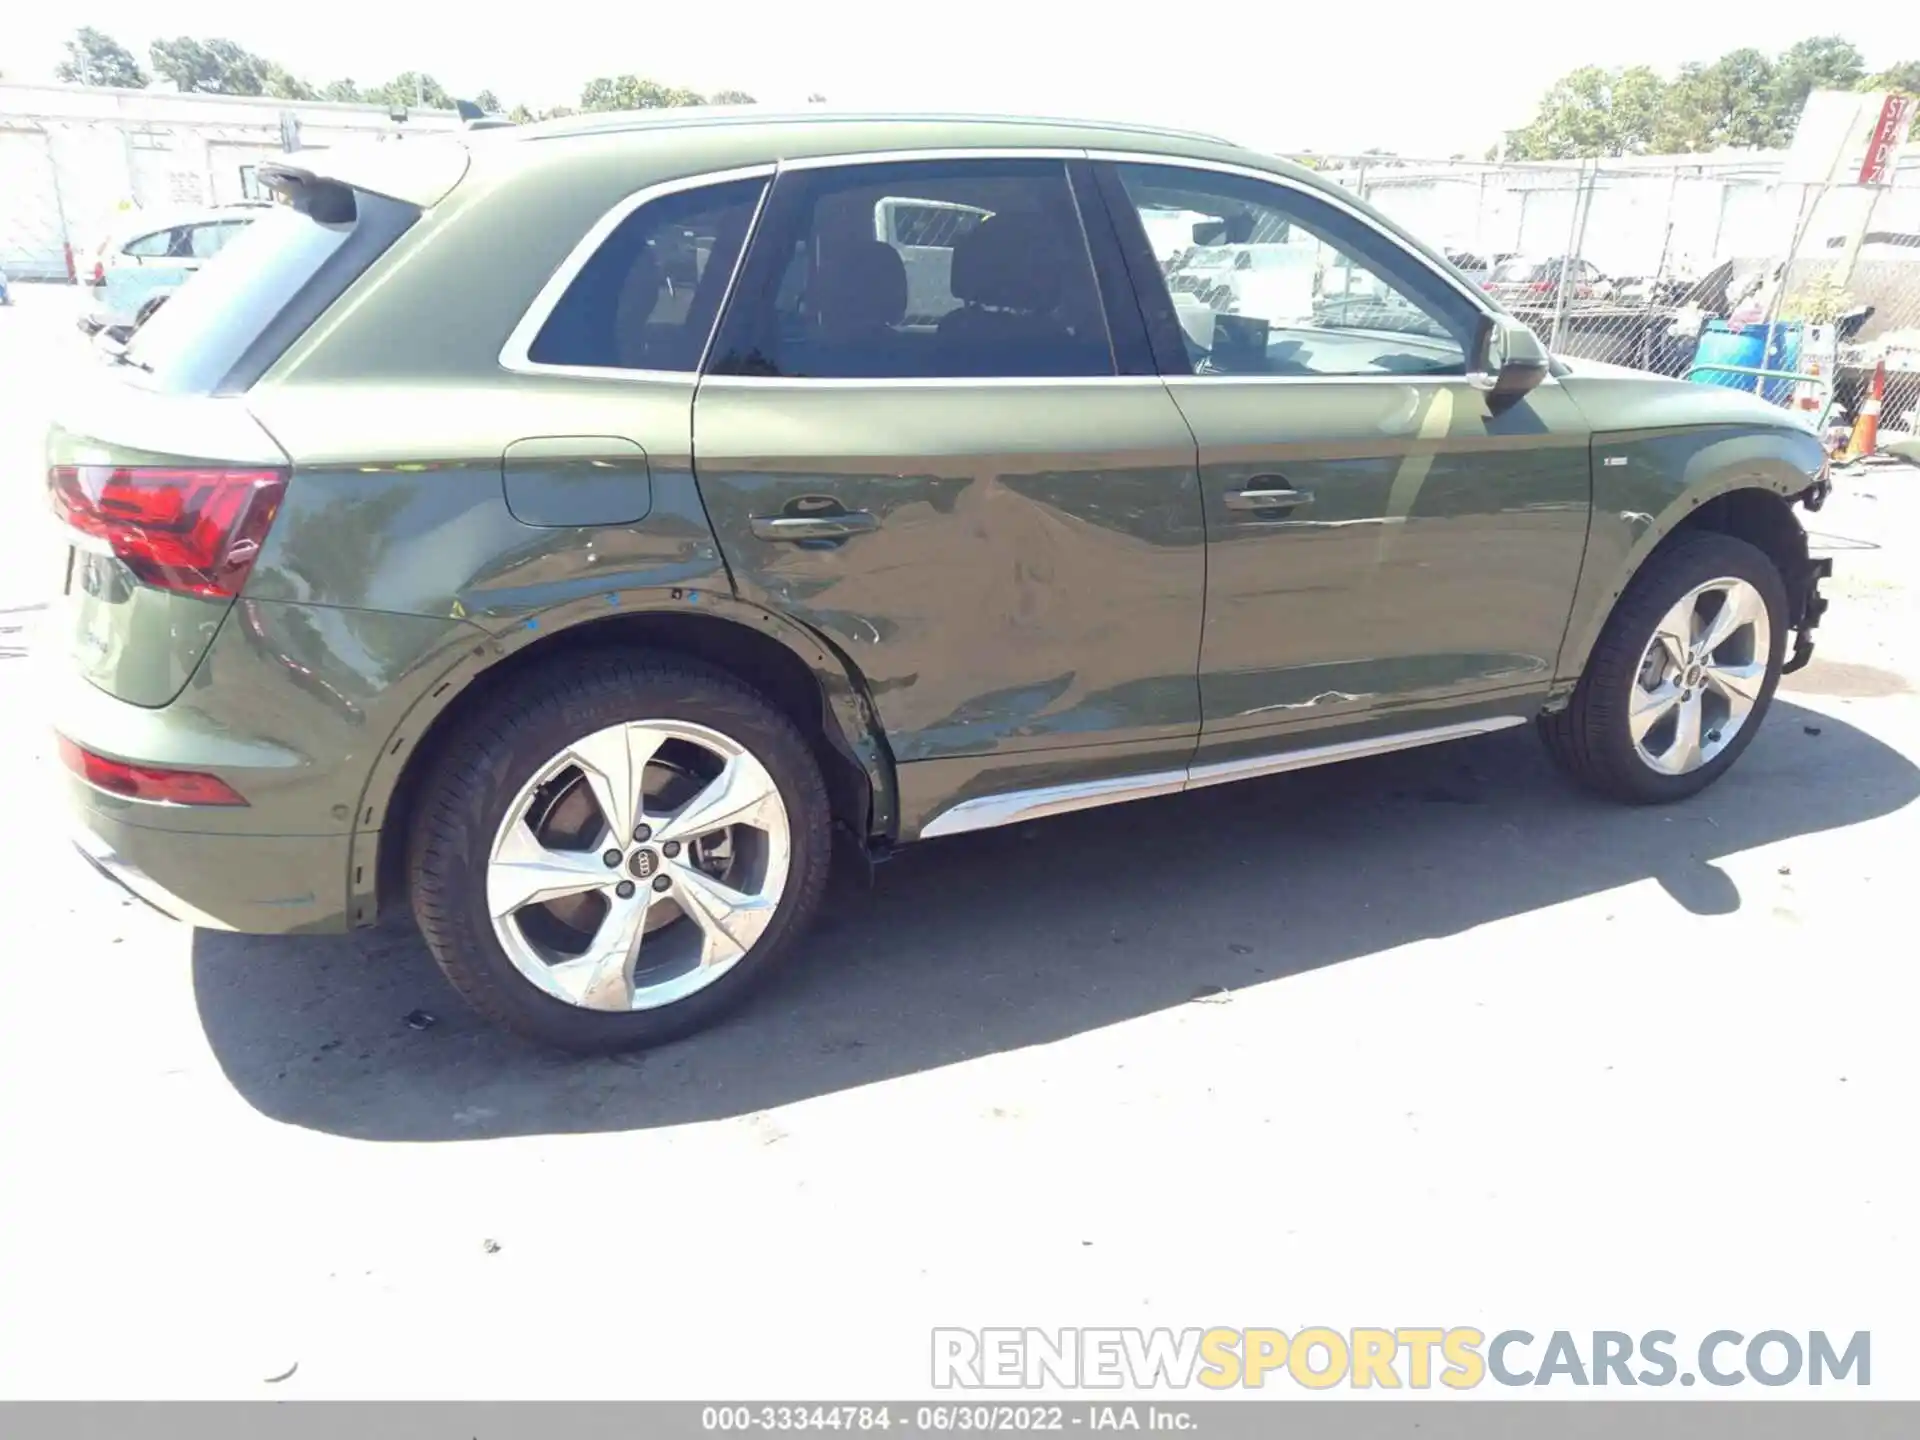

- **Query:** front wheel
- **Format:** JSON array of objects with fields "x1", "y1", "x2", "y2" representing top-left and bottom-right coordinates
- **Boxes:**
[
  {"x1": 1540, "y1": 532, "x2": 1788, "y2": 804},
  {"x1": 408, "y1": 653, "x2": 832, "y2": 1052}
]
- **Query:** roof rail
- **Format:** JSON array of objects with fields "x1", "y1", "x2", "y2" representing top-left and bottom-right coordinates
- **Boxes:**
[{"x1": 516, "y1": 107, "x2": 1234, "y2": 147}]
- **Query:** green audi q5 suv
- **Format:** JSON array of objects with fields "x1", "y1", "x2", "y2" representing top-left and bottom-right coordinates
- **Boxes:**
[{"x1": 48, "y1": 110, "x2": 1834, "y2": 1051}]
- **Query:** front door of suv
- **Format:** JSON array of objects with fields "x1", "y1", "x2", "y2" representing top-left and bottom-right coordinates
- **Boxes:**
[
  {"x1": 693, "y1": 155, "x2": 1206, "y2": 825},
  {"x1": 1098, "y1": 159, "x2": 1594, "y2": 758}
]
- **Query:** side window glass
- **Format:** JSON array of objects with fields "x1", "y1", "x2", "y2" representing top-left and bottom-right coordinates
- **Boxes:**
[
  {"x1": 711, "y1": 158, "x2": 1113, "y2": 380},
  {"x1": 1113, "y1": 164, "x2": 1475, "y2": 379},
  {"x1": 189, "y1": 222, "x2": 243, "y2": 259},
  {"x1": 121, "y1": 230, "x2": 172, "y2": 258},
  {"x1": 526, "y1": 177, "x2": 766, "y2": 373}
]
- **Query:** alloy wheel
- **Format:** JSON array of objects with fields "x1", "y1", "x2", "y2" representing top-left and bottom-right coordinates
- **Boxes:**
[
  {"x1": 485, "y1": 719, "x2": 792, "y2": 1012},
  {"x1": 1628, "y1": 576, "x2": 1772, "y2": 777}
]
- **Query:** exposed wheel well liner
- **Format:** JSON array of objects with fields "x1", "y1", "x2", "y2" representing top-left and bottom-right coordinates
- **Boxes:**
[
  {"x1": 373, "y1": 610, "x2": 882, "y2": 916},
  {"x1": 1662, "y1": 485, "x2": 1824, "y2": 631}
]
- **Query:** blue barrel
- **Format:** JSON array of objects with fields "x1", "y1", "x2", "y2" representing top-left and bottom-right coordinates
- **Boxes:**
[{"x1": 1691, "y1": 320, "x2": 1802, "y2": 404}]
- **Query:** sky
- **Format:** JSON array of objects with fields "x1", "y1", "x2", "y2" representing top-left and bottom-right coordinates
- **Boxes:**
[{"x1": 9, "y1": 1, "x2": 1920, "y2": 158}]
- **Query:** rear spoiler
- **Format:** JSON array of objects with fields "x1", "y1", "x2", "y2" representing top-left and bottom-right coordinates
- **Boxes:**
[
  {"x1": 256, "y1": 137, "x2": 471, "y2": 210},
  {"x1": 455, "y1": 98, "x2": 516, "y2": 131}
]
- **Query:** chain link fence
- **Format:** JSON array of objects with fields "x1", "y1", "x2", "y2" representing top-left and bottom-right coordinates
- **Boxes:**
[{"x1": 1304, "y1": 148, "x2": 1920, "y2": 448}]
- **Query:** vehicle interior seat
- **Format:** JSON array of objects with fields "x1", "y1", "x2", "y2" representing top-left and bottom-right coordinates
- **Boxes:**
[
  {"x1": 801, "y1": 238, "x2": 910, "y2": 377},
  {"x1": 936, "y1": 213, "x2": 1107, "y2": 375}
]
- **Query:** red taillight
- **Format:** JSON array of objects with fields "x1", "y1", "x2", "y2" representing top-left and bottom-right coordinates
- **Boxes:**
[
  {"x1": 1531, "y1": 280, "x2": 1553, "y2": 292},
  {"x1": 48, "y1": 465, "x2": 286, "y2": 599},
  {"x1": 91, "y1": 260, "x2": 105, "y2": 286},
  {"x1": 57, "y1": 736, "x2": 247, "y2": 807}
]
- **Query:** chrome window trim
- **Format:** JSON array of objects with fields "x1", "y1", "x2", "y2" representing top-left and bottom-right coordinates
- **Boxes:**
[
  {"x1": 498, "y1": 162, "x2": 777, "y2": 379},
  {"x1": 917, "y1": 715, "x2": 1527, "y2": 839},
  {"x1": 497, "y1": 145, "x2": 1542, "y2": 391},
  {"x1": 700, "y1": 374, "x2": 1169, "y2": 391},
  {"x1": 777, "y1": 146, "x2": 1087, "y2": 169}
]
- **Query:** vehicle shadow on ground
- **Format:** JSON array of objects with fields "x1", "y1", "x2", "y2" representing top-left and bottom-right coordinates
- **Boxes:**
[{"x1": 193, "y1": 697, "x2": 1919, "y2": 1141}]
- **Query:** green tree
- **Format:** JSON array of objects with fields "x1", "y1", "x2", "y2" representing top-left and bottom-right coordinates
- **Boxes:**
[
  {"x1": 370, "y1": 72, "x2": 453, "y2": 109},
  {"x1": 1649, "y1": 61, "x2": 1720, "y2": 152},
  {"x1": 475, "y1": 88, "x2": 504, "y2": 113},
  {"x1": 580, "y1": 75, "x2": 707, "y2": 111},
  {"x1": 1862, "y1": 61, "x2": 1920, "y2": 96},
  {"x1": 263, "y1": 64, "x2": 317, "y2": 101},
  {"x1": 1504, "y1": 64, "x2": 1668, "y2": 158},
  {"x1": 322, "y1": 79, "x2": 365, "y2": 103},
  {"x1": 709, "y1": 88, "x2": 756, "y2": 105},
  {"x1": 1768, "y1": 35, "x2": 1867, "y2": 140},
  {"x1": 56, "y1": 27, "x2": 148, "y2": 88},
  {"x1": 507, "y1": 103, "x2": 536, "y2": 124},
  {"x1": 148, "y1": 37, "x2": 271, "y2": 95},
  {"x1": 1709, "y1": 48, "x2": 1779, "y2": 148},
  {"x1": 1508, "y1": 36, "x2": 1894, "y2": 158}
]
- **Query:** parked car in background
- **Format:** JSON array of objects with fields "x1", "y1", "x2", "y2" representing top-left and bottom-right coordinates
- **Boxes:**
[
  {"x1": 1444, "y1": 249, "x2": 1493, "y2": 287},
  {"x1": 47, "y1": 111, "x2": 1834, "y2": 1054},
  {"x1": 0, "y1": 267, "x2": 11, "y2": 305},
  {"x1": 1484, "y1": 254, "x2": 1613, "y2": 304},
  {"x1": 77, "y1": 201, "x2": 272, "y2": 338}
]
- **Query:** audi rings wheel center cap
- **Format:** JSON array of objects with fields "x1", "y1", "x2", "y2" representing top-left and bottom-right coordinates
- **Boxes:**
[{"x1": 628, "y1": 849, "x2": 658, "y2": 880}]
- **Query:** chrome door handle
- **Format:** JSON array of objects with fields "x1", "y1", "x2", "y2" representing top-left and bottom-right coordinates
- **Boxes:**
[
  {"x1": 1224, "y1": 486, "x2": 1311, "y2": 512},
  {"x1": 749, "y1": 511, "x2": 880, "y2": 543}
]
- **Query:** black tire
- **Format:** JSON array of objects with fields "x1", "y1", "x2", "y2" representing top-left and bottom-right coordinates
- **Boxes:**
[
  {"x1": 408, "y1": 651, "x2": 832, "y2": 1052},
  {"x1": 1540, "y1": 531, "x2": 1789, "y2": 804}
]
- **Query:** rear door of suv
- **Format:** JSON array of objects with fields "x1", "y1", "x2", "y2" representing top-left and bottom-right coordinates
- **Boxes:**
[{"x1": 691, "y1": 154, "x2": 1207, "y2": 822}]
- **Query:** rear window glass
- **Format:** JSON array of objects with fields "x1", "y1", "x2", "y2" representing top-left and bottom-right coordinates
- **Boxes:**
[
  {"x1": 526, "y1": 178, "x2": 766, "y2": 372},
  {"x1": 123, "y1": 187, "x2": 416, "y2": 395}
]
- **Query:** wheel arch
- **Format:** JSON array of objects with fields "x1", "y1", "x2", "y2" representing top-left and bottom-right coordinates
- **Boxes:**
[
  {"x1": 351, "y1": 593, "x2": 897, "y2": 926},
  {"x1": 1555, "y1": 425, "x2": 1831, "y2": 694}
]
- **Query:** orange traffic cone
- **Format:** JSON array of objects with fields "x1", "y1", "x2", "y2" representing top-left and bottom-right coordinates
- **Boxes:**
[{"x1": 1845, "y1": 359, "x2": 1885, "y2": 460}]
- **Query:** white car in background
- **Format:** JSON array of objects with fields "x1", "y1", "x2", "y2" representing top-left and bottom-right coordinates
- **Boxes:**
[{"x1": 77, "y1": 201, "x2": 273, "y2": 338}]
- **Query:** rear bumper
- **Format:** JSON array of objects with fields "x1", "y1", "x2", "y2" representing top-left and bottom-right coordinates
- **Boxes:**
[{"x1": 66, "y1": 792, "x2": 356, "y2": 936}]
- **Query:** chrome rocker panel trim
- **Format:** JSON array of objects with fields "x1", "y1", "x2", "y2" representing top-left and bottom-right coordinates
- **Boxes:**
[{"x1": 918, "y1": 716, "x2": 1527, "y2": 839}]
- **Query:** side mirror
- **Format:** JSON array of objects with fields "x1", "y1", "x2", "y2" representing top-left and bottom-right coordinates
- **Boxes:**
[{"x1": 1468, "y1": 313, "x2": 1549, "y2": 412}]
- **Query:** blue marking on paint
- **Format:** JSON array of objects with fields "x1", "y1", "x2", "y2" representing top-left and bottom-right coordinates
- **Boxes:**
[
  {"x1": 525, "y1": 618, "x2": 539, "y2": 630},
  {"x1": 607, "y1": 592, "x2": 619, "y2": 605},
  {"x1": 687, "y1": 590, "x2": 700, "y2": 603}
]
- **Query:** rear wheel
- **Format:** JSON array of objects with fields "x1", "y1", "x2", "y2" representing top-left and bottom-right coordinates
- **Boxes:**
[
  {"x1": 1540, "y1": 532, "x2": 1788, "y2": 804},
  {"x1": 408, "y1": 653, "x2": 831, "y2": 1052}
]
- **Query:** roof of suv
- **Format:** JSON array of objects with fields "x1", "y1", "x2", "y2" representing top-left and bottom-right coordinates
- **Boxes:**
[
  {"x1": 499, "y1": 106, "x2": 1240, "y2": 148},
  {"x1": 285, "y1": 108, "x2": 1297, "y2": 213}
]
